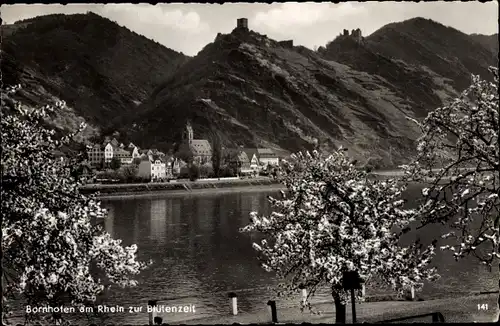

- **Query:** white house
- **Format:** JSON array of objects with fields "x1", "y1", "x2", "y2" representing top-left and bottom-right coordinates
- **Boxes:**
[
  {"x1": 257, "y1": 148, "x2": 279, "y2": 167},
  {"x1": 241, "y1": 148, "x2": 261, "y2": 171},
  {"x1": 137, "y1": 155, "x2": 167, "y2": 181},
  {"x1": 249, "y1": 153, "x2": 260, "y2": 170},
  {"x1": 130, "y1": 146, "x2": 140, "y2": 159},
  {"x1": 104, "y1": 143, "x2": 114, "y2": 163}
]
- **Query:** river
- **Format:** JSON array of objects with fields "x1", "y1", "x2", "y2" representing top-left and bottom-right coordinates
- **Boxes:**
[
  {"x1": 92, "y1": 183, "x2": 497, "y2": 324},
  {"x1": 6, "y1": 184, "x2": 497, "y2": 325}
]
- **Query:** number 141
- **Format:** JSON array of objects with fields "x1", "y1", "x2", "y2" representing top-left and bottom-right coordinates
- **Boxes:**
[{"x1": 477, "y1": 304, "x2": 488, "y2": 311}]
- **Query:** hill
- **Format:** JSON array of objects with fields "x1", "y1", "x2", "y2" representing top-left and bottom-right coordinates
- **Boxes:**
[
  {"x1": 1, "y1": 12, "x2": 189, "y2": 137},
  {"x1": 118, "y1": 18, "x2": 497, "y2": 168},
  {"x1": 470, "y1": 33, "x2": 499, "y2": 60},
  {"x1": 363, "y1": 18, "x2": 496, "y2": 91}
]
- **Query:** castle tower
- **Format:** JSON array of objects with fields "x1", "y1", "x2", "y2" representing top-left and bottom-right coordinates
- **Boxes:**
[
  {"x1": 185, "y1": 122, "x2": 193, "y2": 144},
  {"x1": 237, "y1": 18, "x2": 248, "y2": 29},
  {"x1": 353, "y1": 28, "x2": 362, "y2": 44}
]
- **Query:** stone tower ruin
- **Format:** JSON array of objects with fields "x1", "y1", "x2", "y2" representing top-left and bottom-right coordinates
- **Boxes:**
[
  {"x1": 352, "y1": 28, "x2": 362, "y2": 43},
  {"x1": 236, "y1": 18, "x2": 248, "y2": 30}
]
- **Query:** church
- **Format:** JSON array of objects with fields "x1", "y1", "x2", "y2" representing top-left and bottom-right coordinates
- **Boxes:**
[{"x1": 178, "y1": 122, "x2": 212, "y2": 165}]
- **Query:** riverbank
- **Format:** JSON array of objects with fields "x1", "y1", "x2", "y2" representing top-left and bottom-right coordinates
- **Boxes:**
[
  {"x1": 80, "y1": 168, "x2": 478, "y2": 199},
  {"x1": 168, "y1": 292, "x2": 497, "y2": 324},
  {"x1": 80, "y1": 177, "x2": 286, "y2": 199}
]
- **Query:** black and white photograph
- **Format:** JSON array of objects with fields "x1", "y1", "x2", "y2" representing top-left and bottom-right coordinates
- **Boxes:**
[{"x1": 1, "y1": 1, "x2": 499, "y2": 325}]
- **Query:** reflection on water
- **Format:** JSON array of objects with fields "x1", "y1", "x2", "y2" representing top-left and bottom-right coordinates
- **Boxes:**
[
  {"x1": 99, "y1": 188, "x2": 498, "y2": 324},
  {"x1": 150, "y1": 199, "x2": 167, "y2": 245},
  {"x1": 104, "y1": 205, "x2": 114, "y2": 235}
]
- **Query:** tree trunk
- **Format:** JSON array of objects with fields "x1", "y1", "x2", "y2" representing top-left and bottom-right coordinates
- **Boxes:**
[
  {"x1": 333, "y1": 291, "x2": 346, "y2": 324},
  {"x1": 497, "y1": 265, "x2": 499, "y2": 323}
]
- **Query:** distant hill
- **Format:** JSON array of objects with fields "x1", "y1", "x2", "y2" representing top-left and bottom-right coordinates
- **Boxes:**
[
  {"x1": 363, "y1": 17, "x2": 496, "y2": 91},
  {"x1": 2, "y1": 12, "x2": 189, "y2": 137},
  {"x1": 112, "y1": 17, "x2": 497, "y2": 168},
  {"x1": 470, "y1": 33, "x2": 499, "y2": 60}
]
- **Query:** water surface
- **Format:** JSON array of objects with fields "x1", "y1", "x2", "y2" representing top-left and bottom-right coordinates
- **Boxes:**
[{"x1": 96, "y1": 184, "x2": 497, "y2": 324}]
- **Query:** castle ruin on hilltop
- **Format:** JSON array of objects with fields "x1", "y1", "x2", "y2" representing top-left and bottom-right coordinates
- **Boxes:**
[
  {"x1": 234, "y1": 18, "x2": 294, "y2": 49},
  {"x1": 236, "y1": 18, "x2": 249, "y2": 30},
  {"x1": 231, "y1": 18, "x2": 363, "y2": 52},
  {"x1": 341, "y1": 28, "x2": 363, "y2": 44}
]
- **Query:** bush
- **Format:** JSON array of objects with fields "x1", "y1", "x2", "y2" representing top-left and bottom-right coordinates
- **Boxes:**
[
  {"x1": 119, "y1": 164, "x2": 138, "y2": 183},
  {"x1": 132, "y1": 157, "x2": 142, "y2": 166},
  {"x1": 178, "y1": 166, "x2": 190, "y2": 179},
  {"x1": 219, "y1": 166, "x2": 237, "y2": 178},
  {"x1": 188, "y1": 164, "x2": 200, "y2": 181},
  {"x1": 110, "y1": 157, "x2": 121, "y2": 170},
  {"x1": 199, "y1": 165, "x2": 213, "y2": 178},
  {"x1": 96, "y1": 169, "x2": 119, "y2": 180}
]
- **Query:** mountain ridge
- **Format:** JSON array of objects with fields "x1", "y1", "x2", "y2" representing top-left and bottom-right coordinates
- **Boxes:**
[
  {"x1": 120, "y1": 17, "x2": 497, "y2": 167},
  {"x1": 2, "y1": 12, "x2": 190, "y2": 137},
  {"x1": 469, "y1": 33, "x2": 499, "y2": 60},
  {"x1": 3, "y1": 13, "x2": 497, "y2": 168}
]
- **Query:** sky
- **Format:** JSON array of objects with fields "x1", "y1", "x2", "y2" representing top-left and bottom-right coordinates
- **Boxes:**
[{"x1": 1, "y1": 2, "x2": 498, "y2": 56}]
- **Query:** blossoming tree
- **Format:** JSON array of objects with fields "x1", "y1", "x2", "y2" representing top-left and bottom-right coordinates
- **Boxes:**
[
  {"x1": 241, "y1": 149, "x2": 438, "y2": 323},
  {"x1": 1, "y1": 85, "x2": 149, "y2": 324},
  {"x1": 402, "y1": 67, "x2": 499, "y2": 321}
]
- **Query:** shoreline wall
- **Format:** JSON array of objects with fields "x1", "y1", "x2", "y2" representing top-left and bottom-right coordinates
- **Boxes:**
[{"x1": 80, "y1": 178, "x2": 283, "y2": 196}]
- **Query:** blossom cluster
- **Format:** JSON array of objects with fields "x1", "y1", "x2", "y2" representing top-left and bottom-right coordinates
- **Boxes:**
[
  {"x1": 401, "y1": 67, "x2": 499, "y2": 266},
  {"x1": 1, "y1": 86, "x2": 150, "y2": 322},
  {"x1": 241, "y1": 149, "x2": 438, "y2": 309}
]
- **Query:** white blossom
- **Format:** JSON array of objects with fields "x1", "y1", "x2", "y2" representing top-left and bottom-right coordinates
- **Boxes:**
[
  {"x1": 402, "y1": 67, "x2": 499, "y2": 318},
  {"x1": 1, "y1": 86, "x2": 151, "y2": 323},
  {"x1": 241, "y1": 149, "x2": 438, "y2": 320}
]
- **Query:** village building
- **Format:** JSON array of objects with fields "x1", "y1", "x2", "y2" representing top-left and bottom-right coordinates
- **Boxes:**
[
  {"x1": 178, "y1": 122, "x2": 212, "y2": 165},
  {"x1": 87, "y1": 143, "x2": 105, "y2": 167},
  {"x1": 257, "y1": 148, "x2": 279, "y2": 167},
  {"x1": 129, "y1": 145, "x2": 140, "y2": 160},
  {"x1": 240, "y1": 148, "x2": 260, "y2": 171},
  {"x1": 137, "y1": 155, "x2": 167, "y2": 181},
  {"x1": 138, "y1": 148, "x2": 165, "y2": 162},
  {"x1": 236, "y1": 151, "x2": 251, "y2": 171},
  {"x1": 113, "y1": 147, "x2": 133, "y2": 165},
  {"x1": 87, "y1": 139, "x2": 140, "y2": 168},
  {"x1": 103, "y1": 138, "x2": 120, "y2": 163},
  {"x1": 164, "y1": 156, "x2": 174, "y2": 177},
  {"x1": 223, "y1": 148, "x2": 251, "y2": 173},
  {"x1": 224, "y1": 147, "x2": 279, "y2": 174},
  {"x1": 104, "y1": 142, "x2": 114, "y2": 163},
  {"x1": 138, "y1": 149, "x2": 149, "y2": 159}
]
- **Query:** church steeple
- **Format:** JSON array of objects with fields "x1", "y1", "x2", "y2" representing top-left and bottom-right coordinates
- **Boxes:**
[{"x1": 185, "y1": 122, "x2": 193, "y2": 144}]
